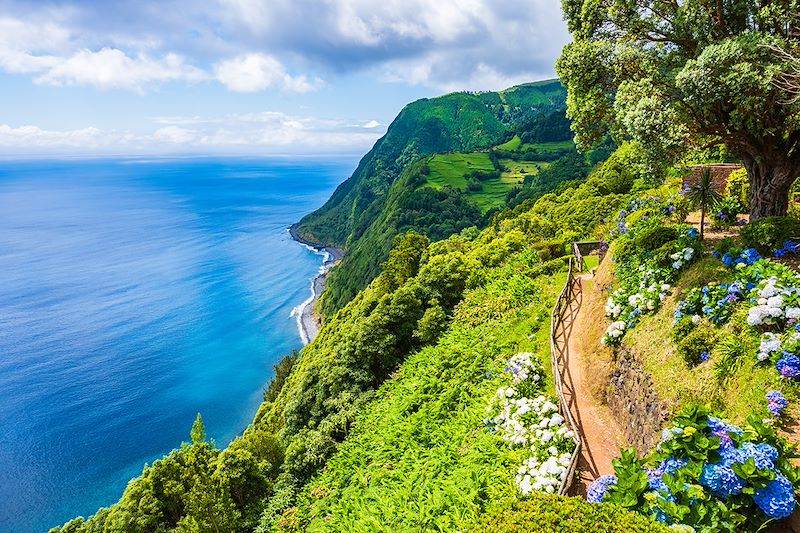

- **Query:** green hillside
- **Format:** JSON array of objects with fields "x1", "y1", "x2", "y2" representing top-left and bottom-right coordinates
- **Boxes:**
[{"x1": 296, "y1": 80, "x2": 579, "y2": 317}]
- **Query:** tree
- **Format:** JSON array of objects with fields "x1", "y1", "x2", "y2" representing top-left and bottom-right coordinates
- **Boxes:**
[
  {"x1": 191, "y1": 413, "x2": 206, "y2": 445},
  {"x1": 557, "y1": 1, "x2": 800, "y2": 219},
  {"x1": 685, "y1": 169, "x2": 723, "y2": 241}
]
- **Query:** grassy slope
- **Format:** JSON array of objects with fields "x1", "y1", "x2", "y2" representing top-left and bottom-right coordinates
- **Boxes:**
[
  {"x1": 290, "y1": 271, "x2": 563, "y2": 531},
  {"x1": 623, "y1": 257, "x2": 794, "y2": 427},
  {"x1": 496, "y1": 135, "x2": 522, "y2": 151}
]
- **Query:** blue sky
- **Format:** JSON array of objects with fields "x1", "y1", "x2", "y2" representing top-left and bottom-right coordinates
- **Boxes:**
[{"x1": 0, "y1": 0, "x2": 570, "y2": 155}]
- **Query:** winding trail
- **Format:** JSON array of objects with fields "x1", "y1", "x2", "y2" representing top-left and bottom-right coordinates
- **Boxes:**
[{"x1": 555, "y1": 271, "x2": 625, "y2": 495}]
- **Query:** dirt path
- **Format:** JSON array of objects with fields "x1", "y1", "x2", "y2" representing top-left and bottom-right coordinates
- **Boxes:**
[{"x1": 557, "y1": 272, "x2": 625, "y2": 495}]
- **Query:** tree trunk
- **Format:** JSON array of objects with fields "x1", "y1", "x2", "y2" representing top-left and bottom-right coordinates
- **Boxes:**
[
  {"x1": 700, "y1": 208, "x2": 705, "y2": 241},
  {"x1": 740, "y1": 152, "x2": 800, "y2": 219}
]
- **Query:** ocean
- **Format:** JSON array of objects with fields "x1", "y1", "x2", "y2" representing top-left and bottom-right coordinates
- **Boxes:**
[{"x1": 0, "y1": 157, "x2": 354, "y2": 533}]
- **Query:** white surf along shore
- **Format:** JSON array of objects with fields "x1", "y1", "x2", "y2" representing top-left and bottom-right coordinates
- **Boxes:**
[{"x1": 288, "y1": 225, "x2": 344, "y2": 345}]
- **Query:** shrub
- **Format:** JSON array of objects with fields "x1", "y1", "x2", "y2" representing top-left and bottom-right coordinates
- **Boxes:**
[
  {"x1": 532, "y1": 239, "x2": 566, "y2": 261},
  {"x1": 611, "y1": 237, "x2": 638, "y2": 263},
  {"x1": 466, "y1": 177, "x2": 483, "y2": 192},
  {"x1": 741, "y1": 217, "x2": 800, "y2": 255},
  {"x1": 711, "y1": 197, "x2": 743, "y2": 228},
  {"x1": 634, "y1": 226, "x2": 679, "y2": 252},
  {"x1": 413, "y1": 301, "x2": 448, "y2": 344},
  {"x1": 713, "y1": 237, "x2": 741, "y2": 258},
  {"x1": 671, "y1": 317, "x2": 696, "y2": 344},
  {"x1": 676, "y1": 327, "x2": 717, "y2": 366},
  {"x1": 469, "y1": 494, "x2": 668, "y2": 533},
  {"x1": 725, "y1": 168, "x2": 750, "y2": 210},
  {"x1": 593, "y1": 406, "x2": 800, "y2": 532}
]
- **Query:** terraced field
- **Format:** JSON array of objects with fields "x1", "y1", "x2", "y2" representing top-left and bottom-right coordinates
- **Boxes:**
[{"x1": 423, "y1": 153, "x2": 517, "y2": 212}]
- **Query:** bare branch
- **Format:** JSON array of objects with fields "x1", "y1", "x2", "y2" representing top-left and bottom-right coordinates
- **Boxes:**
[{"x1": 767, "y1": 44, "x2": 800, "y2": 104}]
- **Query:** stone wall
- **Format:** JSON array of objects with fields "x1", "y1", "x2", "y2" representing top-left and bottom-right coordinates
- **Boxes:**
[
  {"x1": 606, "y1": 346, "x2": 671, "y2": 453},
  {"x1": 682, "y1": 163, "x2": 743, "y2": 193}
]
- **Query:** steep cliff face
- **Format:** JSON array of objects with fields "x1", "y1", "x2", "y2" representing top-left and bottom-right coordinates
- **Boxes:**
[{"x1": 296, "y1": 80, "x2": 570, "y2": 315}]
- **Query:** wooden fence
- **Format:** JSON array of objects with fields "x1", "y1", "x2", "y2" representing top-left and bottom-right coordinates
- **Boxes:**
[
  {"x1": 551, "y1": 241, "x2": 605, "y2": 494},
  {"x1": 550, "y1": 257, "x2": 582, "y2": 495},
  {"x1": 572, "y1": 240, "x2": 605, "y2": 273}
]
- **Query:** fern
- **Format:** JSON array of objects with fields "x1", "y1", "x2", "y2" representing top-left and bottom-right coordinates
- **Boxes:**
[{"x1": 713, "y1": 335, "x2": 749, "y2": 384}]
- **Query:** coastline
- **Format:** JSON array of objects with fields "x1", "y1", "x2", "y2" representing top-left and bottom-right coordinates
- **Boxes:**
[{"x1": 288, "y1": 224, "x2": 344, "y2": 345}]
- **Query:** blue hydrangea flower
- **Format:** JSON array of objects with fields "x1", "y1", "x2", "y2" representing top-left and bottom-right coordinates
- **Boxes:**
[
  {"x1": 699, "y1": 462, "x2": 745, "y2": 498},
  {"x1": 743, "y1": 248, "x2": 762, "y2": 263},
  {"x1": 708, "y1": 416, "x2": 742, "y2": 450},
  {"x1": 777, "y1": 355, "x2": 800, "y2": 379},
  {"x1": 767, "y1": 390, "x2": 789, "y2": 417},
  {"x1": 701, "y1": 351, "x2": 711, "y2": 362},
  {"x1": 586, "y1": 475, "x2": 617, "y2": 503},
  {"x1": 753, "y1": 475, "x2": 797, "y2": 519},
  {"x1": 737, "y1": 442, "x2": 778, "y2": 471}
]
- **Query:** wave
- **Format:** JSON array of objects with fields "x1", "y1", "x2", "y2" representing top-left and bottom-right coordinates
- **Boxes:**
[{"x1": 289, "y1": 232, "x2": 334, "y2": 345}]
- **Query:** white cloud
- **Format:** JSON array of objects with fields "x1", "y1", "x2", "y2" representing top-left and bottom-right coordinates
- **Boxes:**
[
  {"x1": 153, "y1": 126, "x2": 197, "y2": 144},
  {"x1": 0, "y1": 1, "x2": 568, "y2": 92},
  {"x1": 213, "y1": 53, "x2": 321, "y2": 93},
  {"x1": 0, "y1": 111, "x2": 386, "y2": 155},
  {"x1": 216, "y1": 0, "x2": 568, "y2": 90},
  {"x1": 36, "y1": 48, "x2": 207, "y2": 90},
  {"x1": 0, "y1": 124, "x2": 134, "y2": 149}
]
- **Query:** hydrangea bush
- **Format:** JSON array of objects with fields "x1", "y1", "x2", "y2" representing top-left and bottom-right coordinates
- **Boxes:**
[
  {"x1": 672, "y1": 254, "x2": 800, "y2": 380},
  {"x1": 484, "y1": 352, "x2": 575, "y2": 495},
  {"x1": 587, "y1": 406, "x2": 800, "y2": 532},
  {"x1": 711, "y1": 198, "x2": 743, "y2": 229},
  {"x1": 602, "y1": 206, "x2": 700, "y2": 346},
  {"x1": 674, "y1": 282, "x2": 747, "y2": 328}
]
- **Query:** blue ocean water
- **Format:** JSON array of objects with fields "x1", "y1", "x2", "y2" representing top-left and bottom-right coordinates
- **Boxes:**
[{"x1": 0, "y1": 157, "x2": 354, "y2": 533}]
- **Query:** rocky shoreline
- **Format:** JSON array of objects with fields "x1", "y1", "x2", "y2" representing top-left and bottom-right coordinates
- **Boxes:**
[{"x1": 289, "y1": 224, "x2": 344, "y2": 345}]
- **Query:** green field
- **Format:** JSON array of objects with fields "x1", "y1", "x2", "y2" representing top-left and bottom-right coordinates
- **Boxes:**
[
  {"x1": 423, "y1": 153, "x2": 518, "y2": 212},
  {"x1": 500, "y1": 159, "x2": 548, "y2": 181},
  {"x1": 495, "y1": 135, "x2": 522, "y2": 151},
  {"x1": 425, "y1": 152, "x2": 496, "y2": 187},
  {"x1": 518, "y1": 139, "x2": 575, "y2": 153}
]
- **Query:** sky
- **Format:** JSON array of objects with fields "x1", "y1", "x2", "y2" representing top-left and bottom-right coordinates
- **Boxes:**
[{"x1": 0, "y1": 0, "x2": 571, "y2": 156}]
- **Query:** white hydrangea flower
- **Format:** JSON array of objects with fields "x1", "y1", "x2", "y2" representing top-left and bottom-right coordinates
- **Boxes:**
[{"x1": 758, "y1": 333, "x2": 783, "y2": 361}]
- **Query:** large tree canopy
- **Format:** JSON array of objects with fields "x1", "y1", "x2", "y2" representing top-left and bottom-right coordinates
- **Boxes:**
[{"x1": 556, "y1": 0, "x2": 800, "y2": 218}]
